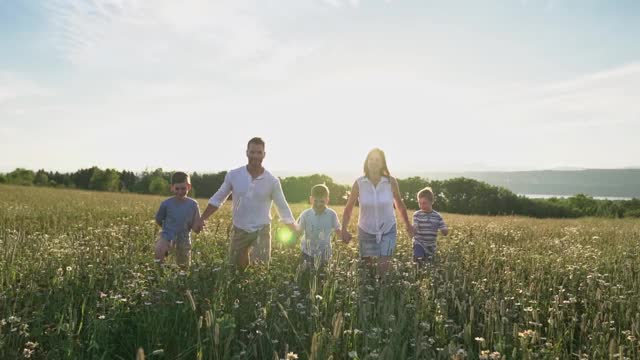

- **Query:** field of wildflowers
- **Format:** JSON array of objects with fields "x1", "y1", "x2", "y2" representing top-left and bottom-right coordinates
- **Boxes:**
[{"x1": 1, "y1": 185, "x2": 639, "y2": 359}]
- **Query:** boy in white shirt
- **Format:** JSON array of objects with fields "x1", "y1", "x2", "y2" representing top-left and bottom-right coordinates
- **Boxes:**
[{"x1": 297, "y1": 184, "x2": 342, "y2": 269}]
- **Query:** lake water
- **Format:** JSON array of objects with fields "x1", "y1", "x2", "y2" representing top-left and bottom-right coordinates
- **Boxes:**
[{"x1": 519, "y1": 194, "x2": 634, "y2": 201}]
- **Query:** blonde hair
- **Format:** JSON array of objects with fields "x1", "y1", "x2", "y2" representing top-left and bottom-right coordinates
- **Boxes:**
[
  {"x1": 417, "y1": 187, "x2": 434, "y2": 202},
  {"x1": 311, "y1": 184, "x2": 329, "y2": 198}
]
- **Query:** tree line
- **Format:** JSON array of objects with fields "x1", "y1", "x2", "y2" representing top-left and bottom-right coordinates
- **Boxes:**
[{"x1": 2, "y1": 167, "x2": 639, "y2": 219}]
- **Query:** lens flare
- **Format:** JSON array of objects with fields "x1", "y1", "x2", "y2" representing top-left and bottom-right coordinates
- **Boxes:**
[{"x1": 276, "y1": 227, "x2": 295, "y2": 244}]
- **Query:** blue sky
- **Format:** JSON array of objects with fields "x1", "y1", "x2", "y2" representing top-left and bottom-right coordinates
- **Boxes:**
[{"x1": 1, "y1": 0, "x2": 639, "y2": 176}]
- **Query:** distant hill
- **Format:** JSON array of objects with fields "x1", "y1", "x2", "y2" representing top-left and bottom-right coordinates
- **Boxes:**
[
  {"x1": 421, "y1": 169, "x2": 640, "y2": 198},
  {"x1": 279, "y1": 169, "x2": 640, "y2": 198}
]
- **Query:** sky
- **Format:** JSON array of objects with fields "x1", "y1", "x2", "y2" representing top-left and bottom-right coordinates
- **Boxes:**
[{"x1": 1, "y1": 0, "x2": 639, "y2": 178}]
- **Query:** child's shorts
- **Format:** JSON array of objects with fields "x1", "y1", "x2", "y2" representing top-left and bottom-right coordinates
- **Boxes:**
[
  {"x1": 413, "y1": 242, "x2": 436, "y2": 262},
  {"x1": 156, "y1": 234, "x2": 192, "y2": 266}
]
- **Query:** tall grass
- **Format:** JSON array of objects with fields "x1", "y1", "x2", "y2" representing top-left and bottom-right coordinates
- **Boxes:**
[{"x1": 1, "y1": 185, "x2": 639, "y2": 359}]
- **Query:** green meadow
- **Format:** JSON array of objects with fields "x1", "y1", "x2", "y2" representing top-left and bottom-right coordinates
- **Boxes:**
[{"x1": 1, "y1": 185, "x2": 639, "y2": 359}]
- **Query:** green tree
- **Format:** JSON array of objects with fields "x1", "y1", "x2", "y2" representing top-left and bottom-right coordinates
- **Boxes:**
[
  {"x1": 280, "y1": 174, "x2": 349, "y2": 205},
  {"x1": 566, "y1": 194, "x2": 598, "y2": 216},
  {"x1": 148, "y1": 176, "x2": 170, "y2": 195},
  {"x1": 7, "y1": 168, "x2": 35, "y2": 185},
  {"x1": 624, "y1": 208, "x2": 640, "y2": 218},
  {"x1": 119, "y1": 170, "x2": 138, "y2": 192},
  {"x1": 191, "y1": 171, "x2": 227, "y2": 199},
  {"x1": 89, "y1": 168, "x2": 121, "y2": 192},
  {"x1": 397, "y1": 176, "x2": 429, "y2": 209},
  {"x1": 34, "y1": 170, "x2": 49, "y2": 186},
  {"x1": 134, "y1": 168, "x2": 170, "y2": 194},
  {"x1": 71, "y1": 167, "x2": 99, "y2": 189}
]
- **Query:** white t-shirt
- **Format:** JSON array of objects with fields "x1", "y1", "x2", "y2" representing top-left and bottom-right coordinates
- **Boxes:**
[{"x1": 297, "y1": 207, "x2": 340, "y2": 259}]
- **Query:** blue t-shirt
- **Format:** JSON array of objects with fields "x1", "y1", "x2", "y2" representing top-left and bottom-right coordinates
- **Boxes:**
[{"x1": 155, "y1": 197, "x2": 200, "y2": 244}]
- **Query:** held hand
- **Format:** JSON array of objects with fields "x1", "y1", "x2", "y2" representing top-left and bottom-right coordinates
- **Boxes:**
[
  {"x1": 406, "y1": 223, "x2": 415, "y2": 238},
  {"x1": 286, "y1": 223, "x2": 298, "y2": 232},
  {"x1": 341, "y1": 229, "x2": 352, "y2": 243},
  {"x1": 194, "y1": 219, "x2": 205, "y2": 233}
]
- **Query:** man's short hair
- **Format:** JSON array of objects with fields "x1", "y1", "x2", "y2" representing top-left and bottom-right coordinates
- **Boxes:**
[
  {"x1": 247, "y1": 137, "x2": 265, "y2": 149},
  {"x1": 311, "y1": 184, "x2": 330, "y2": 198},
  {"x1": 417, "y1": 186, "x2": 434, "y2": 202},
  {"x1": 171, "y1": 171, "x2": 190, "y2": 185}
]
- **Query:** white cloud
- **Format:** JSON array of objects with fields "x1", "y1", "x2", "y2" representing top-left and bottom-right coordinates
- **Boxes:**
[
  {"x1": 321, "y1": 0, "x2": 344, "y2": 8},
  {"x1": 320, "y1": 0, "x2": 362, "y2": 8},
  {"x1": 539, "y1": 64, "x2": 640, "y2": 122},
  {"x1": 46, "y1": 1, "x2": 306, "y2": 72},
  {"x1": 0, "y1": 126, "x2": 18, "y2": 140},
  {"x1": 4, "y1": 0, "x2": 637, "y2": 172},
  {"x1": 545, "y1": 0, "x2": 556, "y2": 11},
  {"x1": 480, "y1": 62, "x2": 640, "y2": 127},
  {"x1": 542, "y1": 62, "x2": 640, "y2": 94},
  {"x1": 41, "y1": 0, "x2": 322, "y2": 102},
  {"x1": 0, "y1": 72, "x2": 50, "y2": 104}
]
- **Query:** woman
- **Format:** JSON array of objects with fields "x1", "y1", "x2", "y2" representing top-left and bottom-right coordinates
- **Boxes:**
[{"x1": 342, "y1": 148, "x2": 413, "y2": 273}]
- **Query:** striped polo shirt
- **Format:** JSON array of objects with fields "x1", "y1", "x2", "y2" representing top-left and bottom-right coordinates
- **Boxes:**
[{"x1": 413, "y1": 210, "x2": 447, "y2": 245}]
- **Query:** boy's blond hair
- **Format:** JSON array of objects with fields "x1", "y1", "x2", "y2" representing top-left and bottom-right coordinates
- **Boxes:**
[
  {"x1": 417, "y1": 186, "x2": 434, "y2": 202},
  {"x1": 311, "y1": 184, "x2": 330, "y2": 198}
]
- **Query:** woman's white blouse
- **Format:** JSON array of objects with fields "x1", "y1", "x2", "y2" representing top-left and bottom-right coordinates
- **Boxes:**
[{"x1": 357, "y1": 176, "x2": 396, "y2": 242}]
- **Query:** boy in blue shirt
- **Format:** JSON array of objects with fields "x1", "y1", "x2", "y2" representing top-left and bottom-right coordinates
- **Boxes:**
[
  {"x1": 296, "y1": 184, "x2": 342, "y2": 269},
  {"x1": 154, "y1": 172, "x2": 201, "y2": 267}
]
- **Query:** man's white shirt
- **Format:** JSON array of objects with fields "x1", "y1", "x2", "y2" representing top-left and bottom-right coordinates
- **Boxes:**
[{"x1": 208, "y1": 166, "x2": 295, "y2": 232}]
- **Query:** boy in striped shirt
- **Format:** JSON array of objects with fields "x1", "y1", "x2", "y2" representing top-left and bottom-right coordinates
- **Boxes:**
[{"x1": 412, "y1": 187, "x2": 448, "y2": 265}]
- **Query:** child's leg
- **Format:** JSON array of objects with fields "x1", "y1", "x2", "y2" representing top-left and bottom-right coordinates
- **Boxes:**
[
  {"x1": 413, "y1": 242, "x2": 426, "y2": 266},
  {"x1": 318, "y1": 259, "x2": 328, "y2": 272},
  {"x1": 313, "y1": 257, "x2": 329, "y2": 271},
  {"x1": 298, "y1": 253, "x2": 313, "y2": 284},
  {"x1": 301, "y1": 253, "x2": 314, "y2": 268},
  {"x1": 175, "y1": 243, "x2": 192, "y2": 268},
  {"x1": 154, "y1": 235, "x2": 171, "y2": 264},
  {"x1": 362, "y1": 256, "x2": 376, "y2": 266},
  {"x1": 424, "y1": 245, "x2": 436, "y2": 264}
]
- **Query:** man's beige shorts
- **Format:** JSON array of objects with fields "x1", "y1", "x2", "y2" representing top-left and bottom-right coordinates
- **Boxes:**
[
  {"x1": 229, "y1": 224, "x2": 271, "y2": 265},
  {"x1": 155, "y1": 234, "x2": 192, "y2": 267}
]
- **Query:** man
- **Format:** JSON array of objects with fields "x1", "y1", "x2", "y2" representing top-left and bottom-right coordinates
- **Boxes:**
[{"x1": 196, "y1": 137, "x2": 296, "y2": 269}]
